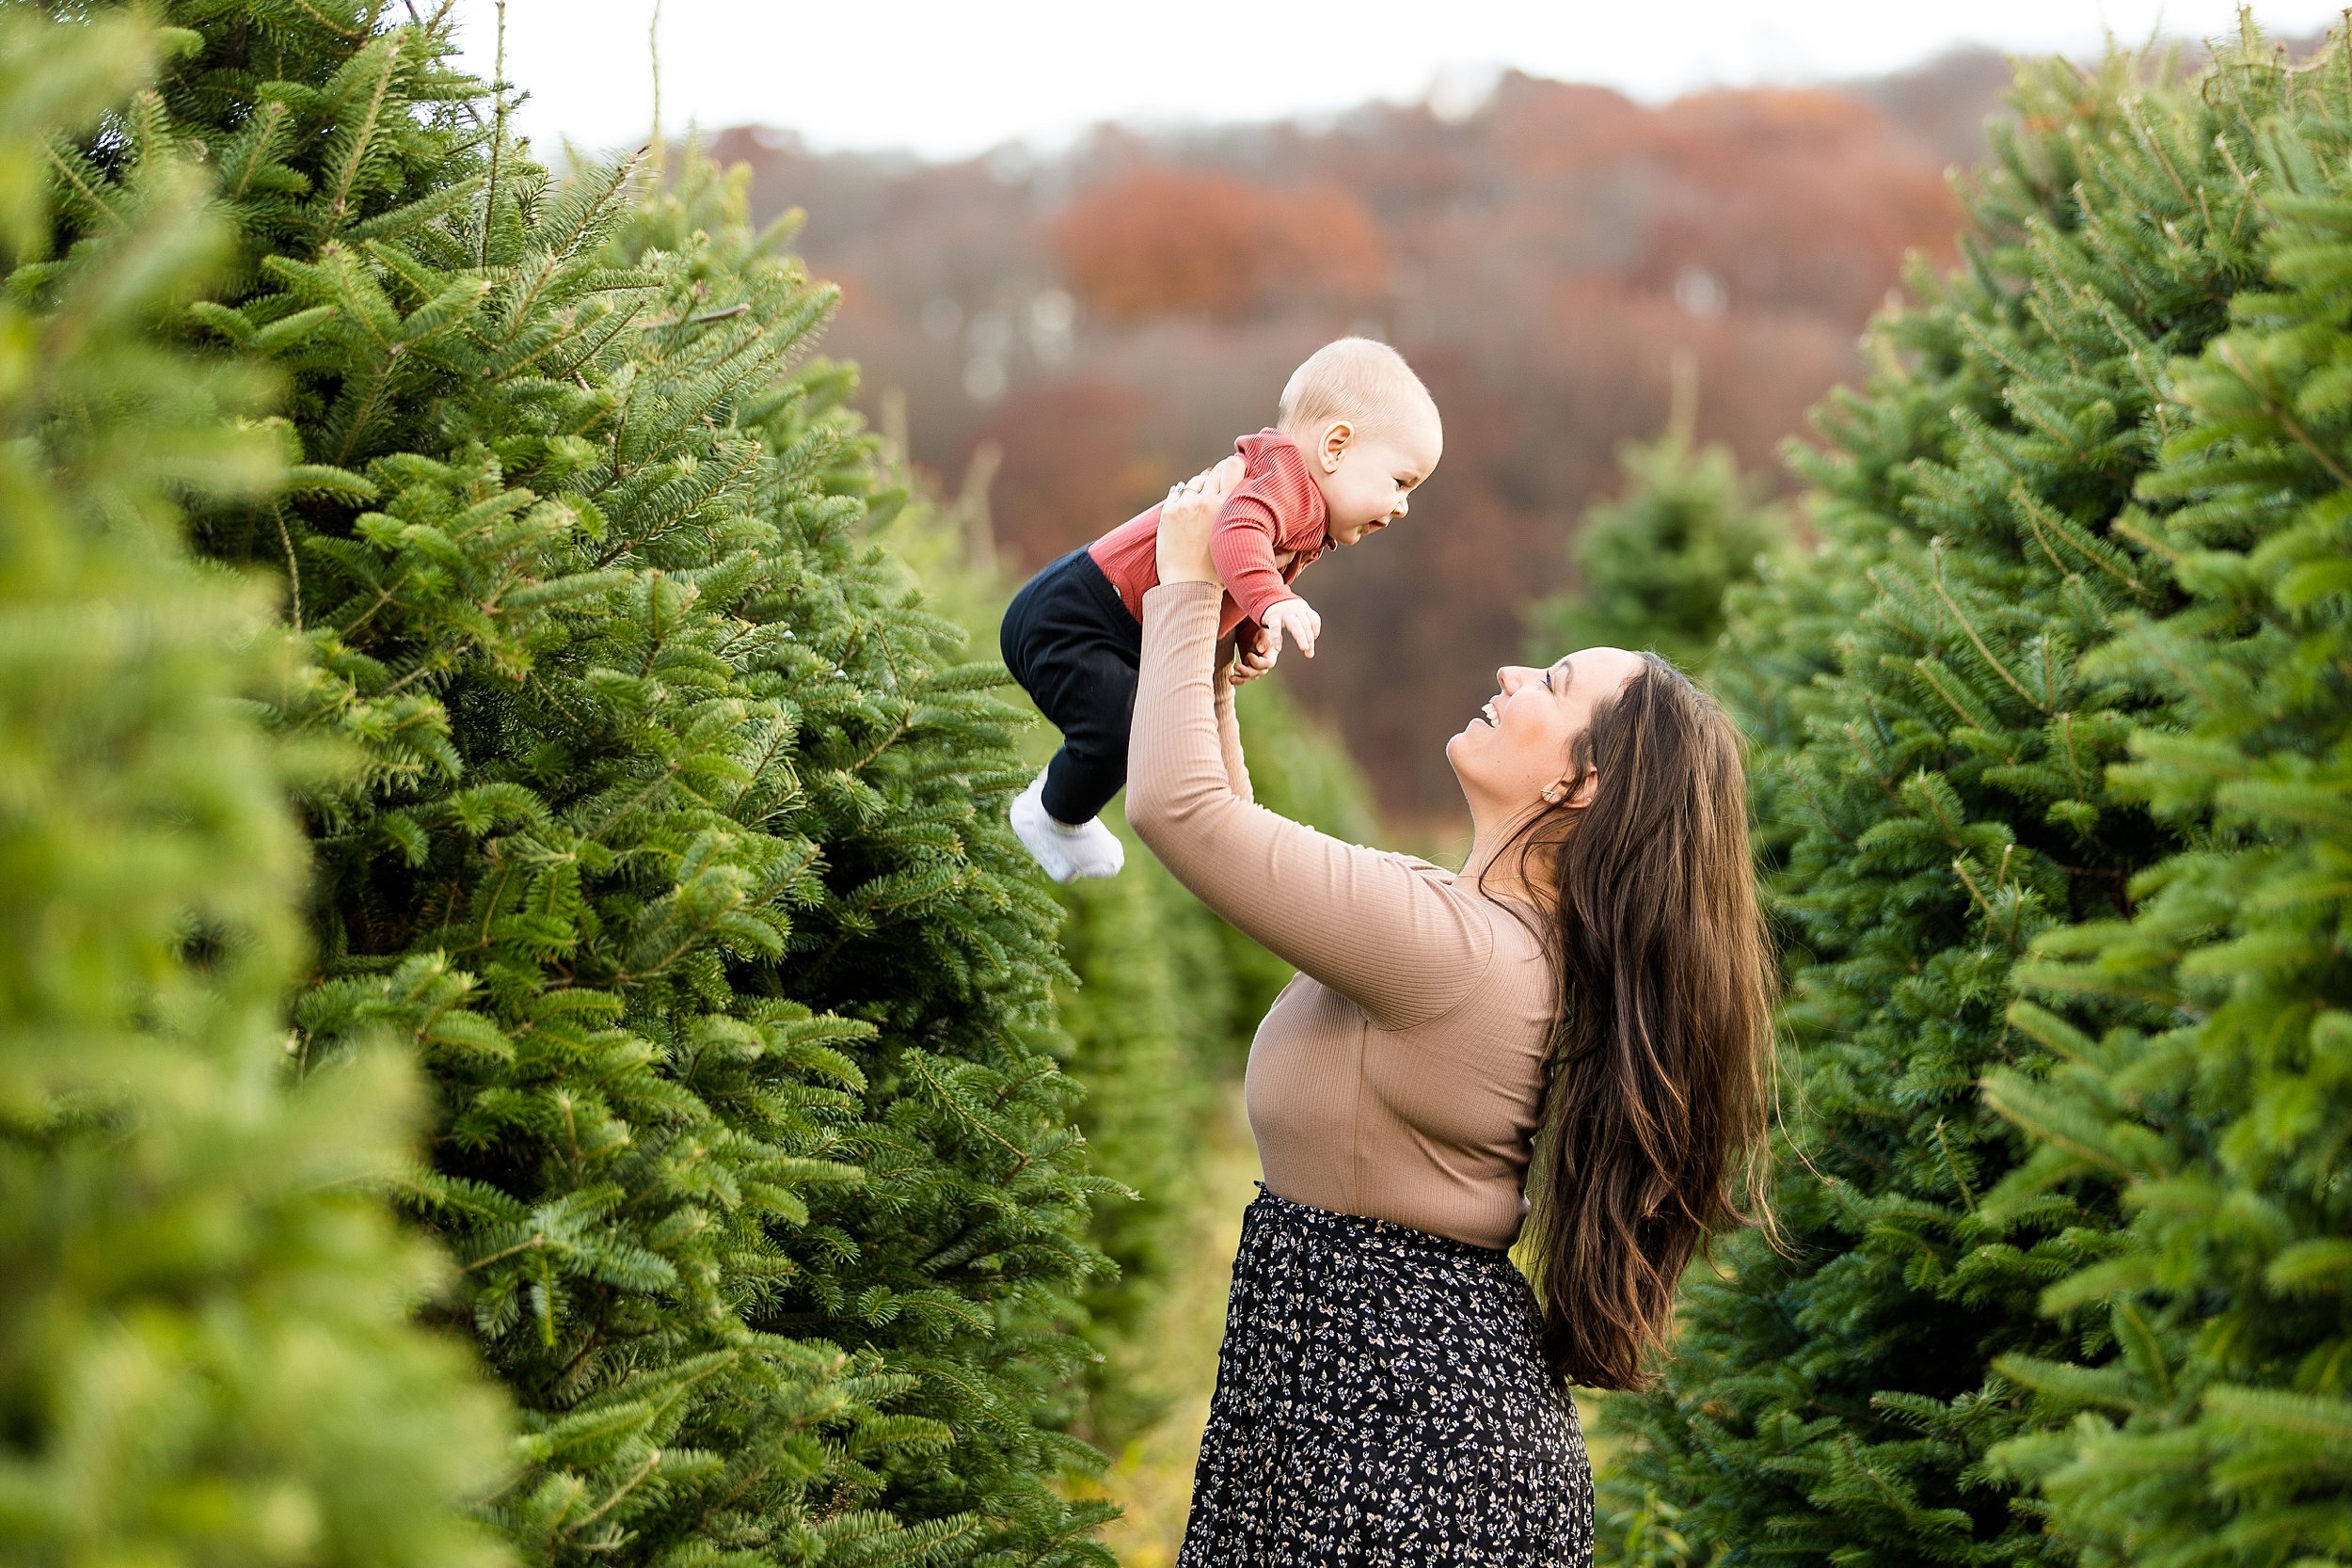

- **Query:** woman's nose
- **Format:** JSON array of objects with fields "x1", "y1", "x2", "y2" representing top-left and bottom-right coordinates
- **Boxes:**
[{"x1": 1497, "y1": 665, "x2": 1528, "y2": 693}]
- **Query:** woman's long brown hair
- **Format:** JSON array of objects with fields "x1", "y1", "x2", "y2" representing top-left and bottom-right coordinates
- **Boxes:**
[{"x1": 1491, "y1": 653, "x2": 1777, "y2": 1392}]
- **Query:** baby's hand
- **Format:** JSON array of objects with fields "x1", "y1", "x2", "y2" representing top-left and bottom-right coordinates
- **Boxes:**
[
  {"x1": 1262, "y1": 597, "x2": 1322, "y2": 659},
  {"x1": 1231, "y1": 623, "x2": 1280, "y2": 686}
]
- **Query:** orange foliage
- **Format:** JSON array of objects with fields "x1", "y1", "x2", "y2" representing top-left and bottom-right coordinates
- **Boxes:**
[
  {"x1": 1633, "y1": 87, "x2": 1962, "y2": 319},
  {"x1": 1051, "y1": 166, "x2": 1388, "y2": 322}
]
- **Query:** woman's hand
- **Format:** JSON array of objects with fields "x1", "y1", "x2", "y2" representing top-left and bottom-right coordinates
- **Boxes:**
[
  {"x1": 1229, "y1": 623, "x2": 1279, "y2": 687},
  {"x1": 1155, "y1": 453, "x2": 1245, "y2": 587}
]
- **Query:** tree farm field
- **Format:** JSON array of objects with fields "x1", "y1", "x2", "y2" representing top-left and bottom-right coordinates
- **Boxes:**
[{"x1": 6, "y1": 6, "x2": 2348, "y2": 1568}]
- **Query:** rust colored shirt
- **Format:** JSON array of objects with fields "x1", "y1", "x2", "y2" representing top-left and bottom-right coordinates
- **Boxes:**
[
  {"x1": 1087, "y1": 428, "x2": 1328, "y2": 639},
  {"x1": 1126, "y1": 579, "x2": 1560, "y2": 1250}
]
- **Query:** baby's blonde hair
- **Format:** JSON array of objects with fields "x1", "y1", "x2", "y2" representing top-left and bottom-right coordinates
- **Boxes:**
[{"x1": 1278, "y1": 337, "x2": 1438, "y2": 440}]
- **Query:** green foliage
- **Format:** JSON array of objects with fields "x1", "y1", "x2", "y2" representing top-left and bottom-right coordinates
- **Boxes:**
[
  {"x1": 1975, "y1": 73, "x2": 2352, "y2": 1564},
  {"x1": 0, "y1": 12, "x2": 511, "y2": 1566},
  {"x1": 45, "y1": 5, "x2": 1123, "y2": 1563},
  {"x1": 1047, "y1": 851, "x2": 1233, "y2": 1444},
  {"x1": 1532, "y1": 396, "x2": 1787, "y2": 673},
  {"x1": 1596, "y1": 36, "x2": 2307, "y2": 1565}
]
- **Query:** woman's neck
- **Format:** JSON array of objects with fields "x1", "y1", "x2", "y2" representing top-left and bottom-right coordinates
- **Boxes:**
[{"x1": 1462, "y1": 830, "x2": 1551, "y2": 910}]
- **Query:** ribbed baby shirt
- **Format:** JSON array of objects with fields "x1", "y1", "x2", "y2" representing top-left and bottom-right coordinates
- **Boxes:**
[
  {"x1": 1087, "y1": 429, "x2": 1329, "y2": 639},
  {"x1": 1126, "y1": 579, "x2": 1560, "y2": 1251}
]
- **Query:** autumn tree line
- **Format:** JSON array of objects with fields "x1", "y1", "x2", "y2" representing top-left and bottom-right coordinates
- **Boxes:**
[
  {"x1": 4, "y1": 6, "x2": 2347, "y2": 1568},
  {"x1": 712, "y1": 61, "x2": 1990, "y2": 824}
]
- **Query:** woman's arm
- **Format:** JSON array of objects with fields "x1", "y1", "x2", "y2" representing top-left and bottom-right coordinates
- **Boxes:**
[
  {"x1": 1126, "y1": 469, "x2": 1490, "y2": 1030},
  {"x1": 1212, "y1": 644, "x2": 1253, "y2": 804}
]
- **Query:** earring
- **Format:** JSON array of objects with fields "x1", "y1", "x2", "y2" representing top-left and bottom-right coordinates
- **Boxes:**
[{"x1": 1541, "y1": 784, "x2": 1564, "y2": 804}]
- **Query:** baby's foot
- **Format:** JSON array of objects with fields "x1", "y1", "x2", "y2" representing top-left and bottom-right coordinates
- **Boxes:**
[
  {"x1": 1010, "y1": 773, "x2": 1125, "y2": 882},
  {"x1": 1057, "y1": 815, "x2": 1126, "y2": 879}
]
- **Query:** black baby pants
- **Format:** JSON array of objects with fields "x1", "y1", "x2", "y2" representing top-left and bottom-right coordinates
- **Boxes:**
[{"x1": 1000, "y1": 547, "x2": 1143, "y2": 826}]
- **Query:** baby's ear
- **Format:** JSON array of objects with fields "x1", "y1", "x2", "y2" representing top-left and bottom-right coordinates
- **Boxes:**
[{"x1": 1319, "y1": 420, "x2": 1354, "y2": 471}]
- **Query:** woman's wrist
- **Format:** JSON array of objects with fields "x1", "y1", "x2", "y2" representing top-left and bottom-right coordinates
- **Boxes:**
[{"x1": 1152, "y1": 455, "x2": 1243, "y2": 584}]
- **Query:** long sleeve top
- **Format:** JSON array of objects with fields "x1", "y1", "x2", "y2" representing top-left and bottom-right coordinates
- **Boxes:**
[
  {"x1": 1087, "y1": 429, "x2": 1329, "y2": 639},
  {"x1": 1125, "y1": 579, "x2": 1560, "y2": 1250}
]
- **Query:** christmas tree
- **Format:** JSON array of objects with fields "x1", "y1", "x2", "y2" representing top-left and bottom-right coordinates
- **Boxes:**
[
  {"x1": 43, "y1": 5, "x2": 1120, "y2": 1563},
  {"x1": 1976, "y1": 56, "x2": 2352, "y2": 1561},
  {"x1": 1596, "y1": 33, "x2": 2300, "y2": 1564},
  {"x1": 0, "y1": 11, "x2": 511, "y2": 1564},
  {"x1": 1532, "y1": 364, "x2": 1787, "y2": 674}
]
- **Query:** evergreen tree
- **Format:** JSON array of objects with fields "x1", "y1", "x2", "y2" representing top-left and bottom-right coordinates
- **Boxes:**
[
  {"x1": 49, "y1": 6, "x2": 1118, "y2": 1563},
  {"x1": 1532, "y1": 372, "x2": 1787, "y2": 673},
  {"x1": 1596, "y1": 36, "x2": 2303, "y2": 1564},
  {"x1": 1046, "y1": 853, "x2": 1233, "y2": 1445},
  {"x1": 0, "y1": 12, "x2": 511, "y2": 1566},
  {"x1": 1976, "y1": 66, "x2": 2352, "y2": 1563}
]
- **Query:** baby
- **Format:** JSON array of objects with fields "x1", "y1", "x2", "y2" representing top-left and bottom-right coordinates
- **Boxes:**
[{"x1": 999, "y1": 337, "x2": 1443, "y2": 881}]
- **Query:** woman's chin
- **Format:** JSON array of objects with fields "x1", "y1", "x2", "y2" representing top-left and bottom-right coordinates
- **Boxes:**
[{"x1": 1443, "y1": 736, "x2": 1481, "y2": 798}]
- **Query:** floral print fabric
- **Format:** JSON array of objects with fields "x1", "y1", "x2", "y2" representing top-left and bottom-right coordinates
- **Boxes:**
[{"x1": 1177, "y1": 1184, "x2": 1594, "y2": 1566}]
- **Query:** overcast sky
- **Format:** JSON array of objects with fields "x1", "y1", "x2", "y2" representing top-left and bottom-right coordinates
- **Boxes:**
[{"x1": 443, "y1": 0, "x2": 2349, "y2": 160}]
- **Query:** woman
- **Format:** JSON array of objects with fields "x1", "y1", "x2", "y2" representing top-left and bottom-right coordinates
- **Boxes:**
[{"x1": 1126, "y1": 459, "x2": 1776, "y2": 1566}]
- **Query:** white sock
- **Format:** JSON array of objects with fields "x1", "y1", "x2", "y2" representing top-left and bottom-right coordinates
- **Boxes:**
[
  {"x1": 1055, "y1": 813, "x2": 1126, "y2": 879},
  {"x1": 1009, "y1": 772, "x2": 1125, "y2": 881}
]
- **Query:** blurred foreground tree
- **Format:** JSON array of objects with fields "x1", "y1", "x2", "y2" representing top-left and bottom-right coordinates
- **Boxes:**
[{"x1": 0, "y1": 12, "x2": 512, "y2": 1566}]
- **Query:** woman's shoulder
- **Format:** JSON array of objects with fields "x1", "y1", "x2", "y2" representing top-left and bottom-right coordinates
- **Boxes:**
[{"x1": 1389, "y1": 855, "x2": 1552, "y2": 955}]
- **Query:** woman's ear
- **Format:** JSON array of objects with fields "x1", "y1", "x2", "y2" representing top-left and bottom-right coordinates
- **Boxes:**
[
  {"x1": 1566, "y1": 768, "x2": 1601, "y2": 810},
  {"x1": 1318, "y1": 420, "x2": 1354, "y2": 473}
]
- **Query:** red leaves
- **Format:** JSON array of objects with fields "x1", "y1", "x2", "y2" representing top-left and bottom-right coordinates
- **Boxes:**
[{"x1": 1051, "y1": 166, "x2": 1387, "y2": 323}]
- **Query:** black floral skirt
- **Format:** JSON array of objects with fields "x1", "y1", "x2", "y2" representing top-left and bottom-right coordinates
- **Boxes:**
[{"x1": 1177, "y1": 1184, "x2": 1594, "y2": 1566}]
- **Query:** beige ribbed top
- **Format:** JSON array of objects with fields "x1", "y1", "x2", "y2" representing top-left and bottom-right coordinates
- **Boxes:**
[{"x1": 1125, "y1": 580, "x2": 1560, "y2": 1251}]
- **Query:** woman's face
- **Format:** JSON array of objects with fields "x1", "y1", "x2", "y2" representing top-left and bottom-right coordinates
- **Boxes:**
[{"x1": 1448, "y1": 648, "x2": 1646, "y2": 823}]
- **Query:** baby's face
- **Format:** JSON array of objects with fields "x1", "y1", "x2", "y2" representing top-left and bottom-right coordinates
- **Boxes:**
[{"x1": 1311, "y1": 411, "x2": 1442, "y2": 546}]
